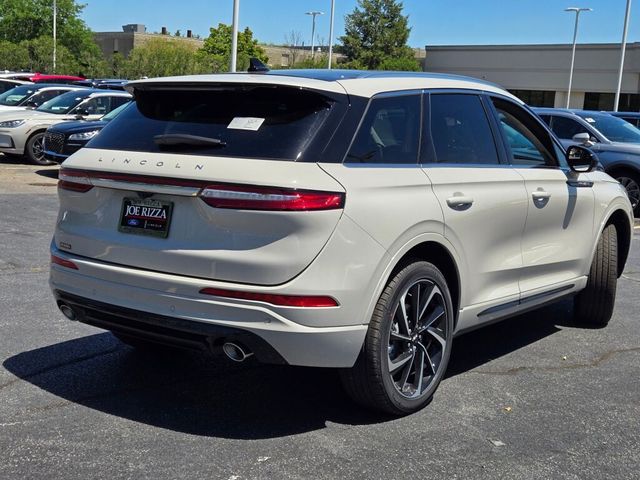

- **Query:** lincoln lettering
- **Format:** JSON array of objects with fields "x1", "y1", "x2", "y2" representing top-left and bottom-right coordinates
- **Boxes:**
[{"x1": 126, "y1": 205, "x2": 167, "y2": 219}]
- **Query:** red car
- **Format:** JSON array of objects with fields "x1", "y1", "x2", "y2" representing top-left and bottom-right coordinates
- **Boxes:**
[{"x1": 9, "y1": 73, "x2": 85, "y2": 84}]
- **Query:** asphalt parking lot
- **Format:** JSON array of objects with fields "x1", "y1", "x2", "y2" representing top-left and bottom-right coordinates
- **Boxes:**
[{"x1": 0, "y1": 158, "x2": 639, "y2": 480}]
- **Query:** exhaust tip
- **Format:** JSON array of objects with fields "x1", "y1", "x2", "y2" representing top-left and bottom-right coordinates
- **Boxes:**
[
  {"x1": 222, "y1": 342, "x2": 253, "y2": 362},
  {"x1": 59, "y1": 303, "x2": 77, "y2": 321}
]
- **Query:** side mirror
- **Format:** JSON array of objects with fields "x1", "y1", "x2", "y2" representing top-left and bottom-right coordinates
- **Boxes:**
[
  {"x1": 566, "y1": 145, "x2": 598, "y2": 173},
  {"x1": 572, "y1": 132, "x2": 593, "y2": 146}
]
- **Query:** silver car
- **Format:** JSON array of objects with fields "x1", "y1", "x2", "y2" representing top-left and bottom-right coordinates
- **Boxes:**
[{"x1": 50, "y1": 71, "x2": 634, "y2": 415}]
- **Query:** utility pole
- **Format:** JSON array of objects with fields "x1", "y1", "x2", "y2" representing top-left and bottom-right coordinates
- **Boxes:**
[
  {"x1": 305, "y1": 11, "x2": 324, "y2": 59},
  {"x1": 230, "y1": 0, "x2": 239, "y2": 72},
  {"x1": 564, "y1": 7, "x2": 592, "y2": 109},
  {"x1": 614, "y1": 0, "x2": 632, "y2": 112},
  {"x1": 328, "y1": 0, "x2": 335, "y2": 69},
  {"x1": 53, "y1": 0, "x2": 57, "y2": 72}
]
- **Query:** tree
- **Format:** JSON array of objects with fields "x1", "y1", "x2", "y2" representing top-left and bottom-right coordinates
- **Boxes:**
[
  {"x1": 199, "y1": 23, "x2": 268, "y2": 71},
  {"x1": 0, "y1": 0, "x2": 105, "y2": 74},
  {"x1": 283, "y1": 30, "x2": 304, "y2": 67},
  {"x1": 174, "y1": 30, "x2": 182, "y2": 37},
  {"x1": 340, "y1": 0, "x2": 420, "y2": 71},
  {"x1": 0, "y1": 40, "x2": 30, "y2": 71},
  {"x1": 119, "y1": 38, "x2": 209, "y2": 79}
]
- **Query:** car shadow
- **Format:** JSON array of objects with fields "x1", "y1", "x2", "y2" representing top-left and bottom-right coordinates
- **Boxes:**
[
  {"x1": 35, "y1": 168, "x2": 59, "y2": 179},
  {"x1": 3, "y1": 299, "x2": 578, "y2": 439}
]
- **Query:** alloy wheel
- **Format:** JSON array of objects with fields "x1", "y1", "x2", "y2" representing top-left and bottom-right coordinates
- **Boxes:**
[
  {"x1": 31, "y1": 134, "x2": 45, "y2": 162},
  {"x1": 618, "y1": 176, "x2": 640, "y2": 210},
  {"x1": 387, "y1": 279, "x2": 450, "y2": 399}
]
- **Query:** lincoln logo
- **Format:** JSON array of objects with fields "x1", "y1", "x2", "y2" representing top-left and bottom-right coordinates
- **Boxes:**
[
  {"x1": 126, "y1": 205, "x2": 167, "y2": 219},
  {"x1": 98, "y1": 156, "x2": 203, "y2": 170}
]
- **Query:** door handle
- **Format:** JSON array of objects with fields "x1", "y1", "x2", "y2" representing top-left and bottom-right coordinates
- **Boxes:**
[
  {"x1": 532, "y1": 191, "x2": 551, "y2": 200},
  {"x1": 446, "y1": 195, "x2": 474, "y2": 210}
]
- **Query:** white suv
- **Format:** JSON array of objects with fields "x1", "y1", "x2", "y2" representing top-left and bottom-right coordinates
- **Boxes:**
[{"x1": 50, "y1": 71, "x2": 634, "y2": 415}]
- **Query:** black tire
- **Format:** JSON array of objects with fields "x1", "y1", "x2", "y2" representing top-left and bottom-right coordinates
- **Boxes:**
[
  {"x1": 613, "y1": 170, "x2": 640, "y2": 217},
  {"x1": 574, "y1": 223, "x2": 618, "y2": 327},
  {"x1": 25, "y1": 131, "x2": 53, "y2": 165},
  {"x1": 340, "y1": 260, "x2": 454, "y2": 415}
]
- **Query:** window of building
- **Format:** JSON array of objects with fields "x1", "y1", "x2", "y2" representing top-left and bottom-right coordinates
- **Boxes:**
[
  {"x1": 508, "y1": 90, "x2": 556, "y2": 107},
  {"x1": 426, "y1": 94, "x2": 499, "y2": 165},
  {"x1": 583, "y1": 92, "x2": 640, "y2": 112},
  {"x1": 346, "y1": 94, "x2": 421, "y2": 164}
]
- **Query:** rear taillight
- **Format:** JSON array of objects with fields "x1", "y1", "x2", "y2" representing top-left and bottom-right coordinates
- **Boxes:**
[
  {"x1": 199, "y1": 184, "x2": 345, "y2": 211},
  {"x1": 58, "y1": 169, "x2": 93, "y2": 192},
  {"x1": 51, "y1": 254, "x2": 78, "y2": 270},
  {"x1": 199, "y1": 287, "x2": 339, "y2": 307}
]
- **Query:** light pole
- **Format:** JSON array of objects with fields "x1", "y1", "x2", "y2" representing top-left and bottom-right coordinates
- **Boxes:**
[
  {"x1": 230, "y1": 0, "x2": 240, "y2": 72},
  {"x1": 564, "y1": 7, "x2": 592, "y2": 109},
  {"x1": 328, "y1": 0, "x2": 335, "y2": 69},
  {"x1": 614, "y1": 0, "x2": 632, "y2": 112},
  {"x1": 53, "y1": 0, "x2": 57, "y2": 72},
  {"x1": 305, "y1": 11, "x2": 324, "y2": 59}
]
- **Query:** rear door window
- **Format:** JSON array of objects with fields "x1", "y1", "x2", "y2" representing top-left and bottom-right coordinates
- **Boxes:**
[
  {"x1": 88, "y1": 86, "x2": 340, "y2": 161},
  {"x1": 345, "y1": 94, "x2": 421, "y2": 164},
  {"x1": 425, "y1": 93, "x2": 500, "y2": 165}
]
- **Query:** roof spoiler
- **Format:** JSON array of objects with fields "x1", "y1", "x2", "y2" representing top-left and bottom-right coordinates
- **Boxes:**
[{"x1": 248, "y1": 58, "x2": 269, "y2": 73}]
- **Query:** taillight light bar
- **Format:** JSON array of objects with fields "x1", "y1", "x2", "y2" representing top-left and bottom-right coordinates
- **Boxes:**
[
  {"x1": 199, "y1": 184, "x2": 345, "y2": 211},
  {"x1": 199, "y1": 287, "x2": 339, "y2": 308},
  {"x1": 58, "y1": 169, "x2": 93, "y2": 192},
  {"x1": 51, "y1": 254, "x2": 78, "y2": 270},
  {"x1": 58, "y1": 168, "x2": 346, "y2": 210}
]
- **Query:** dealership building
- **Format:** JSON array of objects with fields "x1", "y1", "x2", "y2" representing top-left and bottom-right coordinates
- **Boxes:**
[{"x1": 423, "y1": 42, "x2": 640, "y2": 111}]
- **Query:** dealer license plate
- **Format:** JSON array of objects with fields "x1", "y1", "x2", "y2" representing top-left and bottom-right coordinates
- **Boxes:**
[{"x1": 118, "y1": 197, "x2": 173, "y2": 238}]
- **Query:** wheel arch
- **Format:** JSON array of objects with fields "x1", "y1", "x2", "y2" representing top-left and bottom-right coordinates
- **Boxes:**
[
  {"x1": 605, "y1": 208, "x2": 632, "y2": 277},
  {"x1": 385, "y1": 239, "x2": 462, "y2": 329}
]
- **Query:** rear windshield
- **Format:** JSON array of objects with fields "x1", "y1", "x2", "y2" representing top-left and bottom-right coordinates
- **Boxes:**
[{"x1": 87, "y1": 85, "x2": 337, "y2": 160}]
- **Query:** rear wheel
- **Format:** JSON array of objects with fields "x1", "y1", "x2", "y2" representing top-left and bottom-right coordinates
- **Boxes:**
[
  {"x1": 614, "y1": 171, "x2": 640, "y2": 216},
  {"x1": 574, "y1": 223, "x2": 618, "y2": 327},
  {"x1": 340, "y1": 260, "x2": 454, "y2": 415},
  {"x1": 25, "y1": 131, "x2": 53, "y2": 165}
]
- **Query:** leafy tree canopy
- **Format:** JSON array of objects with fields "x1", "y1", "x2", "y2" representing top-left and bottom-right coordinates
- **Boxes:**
[
  {"x1": 200, "y1": 23, "x2": 268, "y2": 65},
  {"x1": 0, "y1": 0, "x2": 103, "y2": 72},
  {"x1": 340, "y1": 0, "x2": 419, "y2": 70}
]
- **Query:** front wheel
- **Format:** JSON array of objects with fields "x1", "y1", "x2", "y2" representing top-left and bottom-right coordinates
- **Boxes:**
[
  {"x1": 25, "y1": 132, "x2": 53, "y2": 165},
  {"x1": 574, "y1": 223, "x2": 618, "y2": 327},
  {"x1": 340, "y1": 260, "x2": 454, "y2": 415}
]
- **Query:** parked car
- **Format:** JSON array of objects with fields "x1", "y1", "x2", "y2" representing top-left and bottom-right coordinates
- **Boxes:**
[
  {"x1": 0, "y1": 84, "x2": 85, "y2": 113},
  {"x1": 534, "y1": 108, "x2": 640, "y2": 215},
  {"x1": 72, "y1": 79, "x2": 128, "y2": 91},
  {"x1": 5, "y1": 73, "x2": 86, "y2": 84},
  {"x1": 0, "y1": 89, "x2": 131, "y2": 164},
  {"x1": 0, "y1": 78, "x2": 32, "y2": 94},
  {"x1": 43, "y1": 101, "x2": 131, "y2": 163},
  {"x1": 50, "y1": 70, "x2": 633, "y2": 415},
  {"x1": 608, "y1": 111, "x2": 640, "y2": 128}
]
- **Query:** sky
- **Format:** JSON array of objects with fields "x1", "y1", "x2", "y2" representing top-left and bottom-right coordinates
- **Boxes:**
[{"x1": 79, "y1": 0, "x2": 640, "y2": 48}]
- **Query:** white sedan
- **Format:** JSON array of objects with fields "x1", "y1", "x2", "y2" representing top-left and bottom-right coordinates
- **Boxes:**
[{"x1": 0, "y1": 89, "x2": 131, "y2": 164}]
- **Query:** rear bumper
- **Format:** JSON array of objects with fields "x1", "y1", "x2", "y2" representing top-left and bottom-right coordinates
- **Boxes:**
[
  {"x1": 49, "y1": 246, "x2": 374, "y2": 368},
  {"x1": 54, "y1": 290, "x2": 287, "y2": 364}
]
